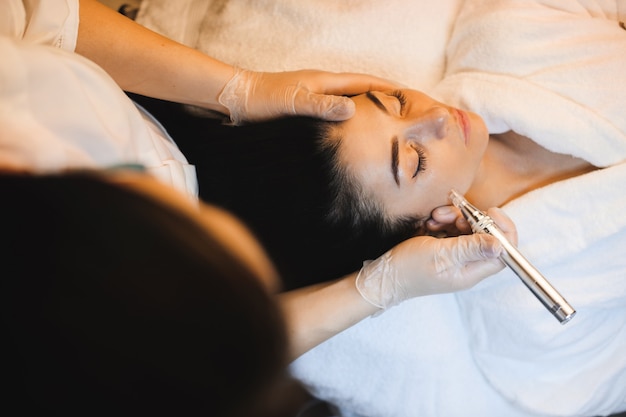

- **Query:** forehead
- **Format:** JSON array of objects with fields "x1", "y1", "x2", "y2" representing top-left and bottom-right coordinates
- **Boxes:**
[
  {"x1": 333, "y1": 93, "x2": 397, "y2": 183},
  {"x1": 328, "y1": 99, "x2": 404, "y2": 222}
]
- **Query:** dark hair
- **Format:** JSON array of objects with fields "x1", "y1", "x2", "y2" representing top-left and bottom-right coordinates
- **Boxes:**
[
  {"x1": 0, "y1": 171, "x2": 289, "y2": 417},
  {"x1": 131, "y1": 95, "x2": 421, "y2": 290}
]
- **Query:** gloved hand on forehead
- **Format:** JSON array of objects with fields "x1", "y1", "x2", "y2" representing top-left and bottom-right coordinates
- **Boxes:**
[
  {"x1": 218, "y1": 68, "x2": 398, "y2": 125},
  {"x1": 356, "y1": 207, "x2": 517, "y2": 310}
]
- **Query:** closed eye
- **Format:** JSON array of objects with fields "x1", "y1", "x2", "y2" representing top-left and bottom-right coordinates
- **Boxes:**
[
  {"x1": 412, "y1": 146, "x2": 427, "y2": 178},
  {"x1": 390, "y1": 90, "x2": 408, "y2": 116}
]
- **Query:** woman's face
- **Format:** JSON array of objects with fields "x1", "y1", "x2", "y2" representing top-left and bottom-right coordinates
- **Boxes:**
[{"x1": 334, "y1": 89, "x2": 488, "y2": 220}]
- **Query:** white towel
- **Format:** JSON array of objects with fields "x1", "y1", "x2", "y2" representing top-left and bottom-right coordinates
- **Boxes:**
[
  {"x1": 431, "y1": 0, "x2": 626, "y2": 167},
  {"x1": 136, "y1": 0, "x2": 463, "y2": 93}
]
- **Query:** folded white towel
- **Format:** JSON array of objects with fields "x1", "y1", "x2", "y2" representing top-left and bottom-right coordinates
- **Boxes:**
[{"x1": 431, "y1": 0, "x2": 626, "y2": 167}]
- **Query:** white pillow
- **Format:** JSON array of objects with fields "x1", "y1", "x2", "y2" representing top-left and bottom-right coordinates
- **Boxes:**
[{"x1": 137, "y1": 0, "x2": 463, "y2": 92}]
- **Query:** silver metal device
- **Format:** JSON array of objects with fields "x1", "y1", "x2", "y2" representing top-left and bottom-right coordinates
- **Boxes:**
[{"x1": 449, "y1": 189, "x2": 576, "y2": 324}]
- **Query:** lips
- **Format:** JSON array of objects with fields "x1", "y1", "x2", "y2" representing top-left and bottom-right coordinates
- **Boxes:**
[{"x1": 453, "y1": 109, "x2": 471, "y2": 145}]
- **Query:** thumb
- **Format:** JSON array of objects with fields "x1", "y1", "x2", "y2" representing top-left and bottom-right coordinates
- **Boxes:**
[{"x1": 294, "y1": 90, "x2": 356, "y2": 121}]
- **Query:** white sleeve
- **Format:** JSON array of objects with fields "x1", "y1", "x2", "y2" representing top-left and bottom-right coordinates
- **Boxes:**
[{"x1": 0, "y1": 0, "x2": 79, "y2": 51}]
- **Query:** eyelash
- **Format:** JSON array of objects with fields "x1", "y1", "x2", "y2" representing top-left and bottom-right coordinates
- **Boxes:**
[
  {"x1": 391, "y1": 90, "x2": 408, "y2": 114},
  {"x1": 412, "y1": 146, "x2": 427, "y2": 178}
]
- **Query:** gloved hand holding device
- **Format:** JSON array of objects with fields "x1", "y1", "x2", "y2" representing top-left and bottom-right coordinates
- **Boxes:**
[{"x1": 356, "y1": 207, "x2": 516, "y2": 310}]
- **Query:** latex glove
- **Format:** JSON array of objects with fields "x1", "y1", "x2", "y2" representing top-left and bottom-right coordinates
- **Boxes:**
[
  {"x1": 356, "y1": 207, "x2": 516, "y2": 309},
  {"x1": 218, "y1": 68, "x2": 398, "y2": 124}
]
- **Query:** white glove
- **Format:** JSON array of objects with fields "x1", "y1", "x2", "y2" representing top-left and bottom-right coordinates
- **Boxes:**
[
  {"x1": 218, "y1": 68, "x2": 397, "y2": 124},
  {"x1": 356, "y1": 207, "x2": 516, "y2": 309}
]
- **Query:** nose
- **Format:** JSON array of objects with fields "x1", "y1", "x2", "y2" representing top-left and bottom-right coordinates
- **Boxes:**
[{"x1": 404, "y1": 106, "x2": 449, "y2": 142}]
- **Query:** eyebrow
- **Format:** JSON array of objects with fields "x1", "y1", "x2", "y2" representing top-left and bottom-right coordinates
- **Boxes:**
[
  {"x1": 366, "y1": 91, "x2": 389, "y2": 114},
  {"x1": 391, "y1": 136, "x2": 399, "y2": 186}
]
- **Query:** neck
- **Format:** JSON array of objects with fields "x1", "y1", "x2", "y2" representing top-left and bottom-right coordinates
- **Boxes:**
[{"x1": 466, "y1": 131, "x2": 596, "y2": 209}]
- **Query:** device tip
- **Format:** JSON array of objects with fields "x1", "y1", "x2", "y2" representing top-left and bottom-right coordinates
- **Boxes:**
[{"x1": 449, "y1": 189, "x2": 464, "y2": 208}]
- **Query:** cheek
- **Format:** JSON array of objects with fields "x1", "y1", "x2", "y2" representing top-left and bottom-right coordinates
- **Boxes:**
[
  {"x1": 421, "y1": 151, "x2": 477, "y2": 205},
  {"x1": 380, "y1": 155, "x2": 477, "y2": 218}
]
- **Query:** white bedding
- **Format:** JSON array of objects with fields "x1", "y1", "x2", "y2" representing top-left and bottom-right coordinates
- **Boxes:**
[
  {"x1": 137, "y1": 1, "x2": 626, "y2": 416},
  {"x1": 136, "y1": 0, "x2": 463, "y2": 94}
]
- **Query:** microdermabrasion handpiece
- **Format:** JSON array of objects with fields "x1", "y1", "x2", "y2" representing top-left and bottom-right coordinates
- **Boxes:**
[{"x1": 449, "y1": 189, "x2": 576, "y2": 324}]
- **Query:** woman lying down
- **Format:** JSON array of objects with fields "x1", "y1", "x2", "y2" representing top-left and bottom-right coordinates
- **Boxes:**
[
  {"x1": 137, "y1": 81, "x2": 625, "y2": 416},
  {"x1": 144, "y1": 87, "x2": 594, "y2": 288}
]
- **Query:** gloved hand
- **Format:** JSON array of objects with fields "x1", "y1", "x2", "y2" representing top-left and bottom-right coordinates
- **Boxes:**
[
  {"x1": 356, "y1": 207, "x2": 516, "y2": 309},
  {"x1": 218, "y1": 68, "x2": 398, "y2": 125}
]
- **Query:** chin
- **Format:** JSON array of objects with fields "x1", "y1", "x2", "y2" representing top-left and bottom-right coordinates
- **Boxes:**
[{"x1": 472, "y1": 116, "x2": 489, "y2": 144}]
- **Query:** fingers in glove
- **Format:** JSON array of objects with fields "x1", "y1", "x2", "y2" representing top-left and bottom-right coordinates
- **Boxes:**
[
  {"x1": 486, "y1": 207, "x2": 518, "y2": 246},
  {"x1": 291, "y1": 71, "x2": 401, "y2": 121},
  {"x1": 435, "y1": 234, "x2": 505, "y2": 289},
  {"x1": 294, "y1": 70, "x2": 401, "y2": 96},
  {"x1": 293, "y1": 90, "x2": 356, "y2": 121}
]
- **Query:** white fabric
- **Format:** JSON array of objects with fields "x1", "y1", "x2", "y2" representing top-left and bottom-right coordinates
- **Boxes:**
[
  {"x1": 291, "y1": 1, "x2": 626, "y2": 416},
  {"x1": 431, "y1": 0, "x2": 626, "y2": 168},
  {"x1": 0, "y1": 0, "x2": 198, "y2": 199},
  {"x1": 0, "y1": 0, "x2": 78, "y2": 50},
  {"x1": 136, "y1": 0, "x2": 463, "y2": 94}
]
